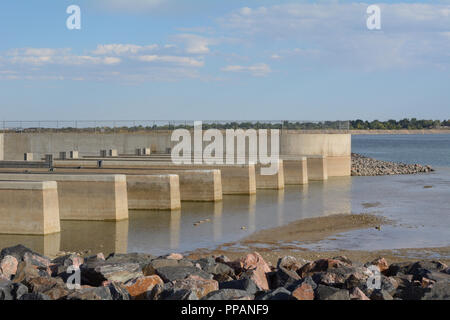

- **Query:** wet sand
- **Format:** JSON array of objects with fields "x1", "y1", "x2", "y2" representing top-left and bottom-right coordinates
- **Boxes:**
[{"x1": 186, "y1": 213, "x2": 450, "y2": 265}]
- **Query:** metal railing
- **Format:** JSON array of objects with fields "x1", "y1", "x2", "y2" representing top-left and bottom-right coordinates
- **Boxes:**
[{"x1": 0, "y1": 120, "x2": 350, "y2": 133}]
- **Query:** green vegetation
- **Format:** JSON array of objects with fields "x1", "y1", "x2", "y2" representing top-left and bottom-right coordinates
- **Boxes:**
[{"x1": 349, "y1": 119, "x2": 450, "y2": 130}]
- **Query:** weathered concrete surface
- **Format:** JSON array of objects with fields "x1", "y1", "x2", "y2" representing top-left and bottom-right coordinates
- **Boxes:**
[
  {"x1": 0, "y1": 133, "x2": 3, "y2": 160},
  {"x1": 281, "y1": 157, "x2": 308, "y2": 185},
  {"x1": 0, "y1": 181, "x2": 60, "y2": 235},
  {"x1": 126, "y1": 174, "x2": 181, "y2": 210},
  {"x1": 306, "y1": 156, "x2": 328, "y2": 181},
  {"x1": 0, "y1": 174, "x2": 129, "y2": 221},
  {"x1": 327, "y1": 156, "x2": 351, "y2": 177},
  {"x1": 55, "y1": 160, "x2": 254, "y2": 195},
  {"x1": 255, "y1": 161, "x2": 285, "y2": 189},
  {"x1": 280, "y1": 133, "x2": 351, "y2": 157}
]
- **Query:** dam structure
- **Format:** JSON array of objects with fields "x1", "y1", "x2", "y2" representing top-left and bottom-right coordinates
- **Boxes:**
[{"x1": 0, "y1": 121, "x2": 351, "y2": 235}]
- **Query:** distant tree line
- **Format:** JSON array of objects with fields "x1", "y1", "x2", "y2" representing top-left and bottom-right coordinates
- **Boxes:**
[{"x1": 349, "y1": 119, "x2": 450, "y2": 130}]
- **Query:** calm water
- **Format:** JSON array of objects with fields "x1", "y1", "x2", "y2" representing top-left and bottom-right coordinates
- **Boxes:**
[{"x1": 1, "y1": 134, "x2": 449, "y2": 257}]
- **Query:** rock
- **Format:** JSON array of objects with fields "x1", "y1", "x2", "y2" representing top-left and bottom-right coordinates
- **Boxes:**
[
  {"x1": 286, "y1": 276, "x2": 318, "y2": 292},
  {"x1": 169, "y1": 275, "x2": 218, "y2": 299},
  {"x1": 332, "y1": 256, "x2": 353, "y2": 266},
  {"x1": 366, "y1": 257, "x2": 389, "y2": 273},
  {"x1": 80, "y1": 261, "x2": 143, "y2": 286},
  {"x1": 407, "y1": 261, "x2": 448, "y2": 280},
  {"x1": 370, "y1": 289, "x2": 394, "y2": 300},
  {"x1": 195, "y1": 257, "x2": 235, "y2": 278},
  {"x1": 312, "y1": 265, "x2": 359, "y2": 288},
  {"x1": 202, "y1": 289, "x2": 253, "y2": 300},
  {"x1": 215, "y1": 255, "x2": 231, "y2": 264},
  {"x1": 125, "y1": 275, "x2": 164, "y2": 299},
  {"x1": 0, "y1": 280, "x2": 14, "y2": 300},
  {"x1": 256, "y1": 287, "x2": 294, "y2": 300},
  {"x1": 232, "y1": 252, "x2": 270, "y2": 291},
  {"x1": 66, "y1": 286, "x2": 112, "y2": 300},
  {"x1": 315, "y1": 285, "x2": 350, "y2": 300},
  {"x1": 18, "y1": 292, "x2": 51, "y2": 300},
  {"x1": 13, "y1": 260, "x2": 50, "y2": 285},
  {"x1": 156, "y1": 266, "x2": 213, "y2": 283},
  {"x1": 165, "y1": 253, "x2": 183, "y2": 260},
  {"x1": 106, "y1": 252, "x2": 155, "y2": 269},
  {"x1": 26, "y1": 276, "x2": 65, "y2": 294},
  {"x1": 219, "y1": 278, "x2": 260, "y2": 295},
  {"x1": 51, "y1": 254, "x2": 84, "y2": 269},
  {"x1": 349, "y1": 287, "x2": 370, "y2": 300},
  {"x1": 0, "y1": 255, "x2": 18, "y2": 279},
  {"x1": 277, "y1": 256, "x2": 305, "y2": 271},
  {"x1": 0, "y1": 245, "x2": 43, "y2": 262},
  {"x1": 44, "y1": 285, "x2": 71, "y2": 300},
  {"x1": 271, "y1": 267, "x2": 300, "y2": 288},
  {"x1": 298, "y1": 258, "x2": 345, "y2": 277},
  {"x1": 108, "y1": 282, "x2": 131, "y2": 300},
  {"x1": 422, "y1": 280, "x2": 450, "y2": 300},
  {"x1": 142, "y1": 258, "x2": 193, "y2": 276},
  {"x1": 385, "y1": 262, "x2": 412, "y2": 277},
  {"x1": 291, "y1": 282, "x2": 314, "y2": 300}
]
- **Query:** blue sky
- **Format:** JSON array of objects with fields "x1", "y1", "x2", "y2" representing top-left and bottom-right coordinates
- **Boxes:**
[{"x1": 0, "y1": 0, "x2": 449, "y2": 121}]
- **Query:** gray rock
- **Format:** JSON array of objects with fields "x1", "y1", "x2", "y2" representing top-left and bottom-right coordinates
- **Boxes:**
[
  {"x1": 370, "y1": 289, "x2": 394, "y2": 300},
  {"x1": 219, "y1": 278, "x2": 260, "y2": 295},
  {"x1": 271, "y1": 267, "x2": 301, "y2": 288},
  {"x1": 18, "y1": 292, "x2": 51, "y2": 300},
  {"x1": 0, "y1": 245, "x2": 45, "y2": 262},
  {"x1": 156, "y1": 266, "x2": 213, "y2": 282},
  {"x1": 81, "y1": 261, "x2": 143, "y2": 286},
  {"x1": 66, "y1": 286, "x2": 112, "y2": 300},
  {"x1": 108, "y1": 282, "x2": 131, "y2": 300},
  {"x1": 315, "y1": 285, "x2": 350, "y2": 300},
  {"x1": 422, "y1": 280, "x2": 450, "y2": 300},
  {"x1": 256, "y1": 287, "x2": 294, "y2": 300},
  {"x1": 202, "y1": 289, "x2": 253, "y2": 300},
  {"x1": 286, "y1": 276, "x2": 317, "y2": 292},
  {"x1": 106, "y1": 252, "x2": 156, "y2": 269}
]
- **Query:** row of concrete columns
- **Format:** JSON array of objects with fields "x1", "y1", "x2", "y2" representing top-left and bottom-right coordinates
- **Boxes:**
[{"x1": 0, "y1": 154, "x2": 335, "y2": 235}]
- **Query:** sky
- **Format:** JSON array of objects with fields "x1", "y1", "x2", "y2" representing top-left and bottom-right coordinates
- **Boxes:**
[{"x1": 0, "y1": 0, "x2": 449, "y2": 121}]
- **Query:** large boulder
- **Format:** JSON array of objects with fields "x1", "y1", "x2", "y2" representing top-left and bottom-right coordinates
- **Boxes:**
[
  {"x1": 0, "y1": 255, "x2": 18, "y2": 280},
  {"x1": 125, "y1": 275, "x2": 164, "y2": 299},
  {"x1": 315, "y1": 285, "x2": 350, "y2": 300},
  {"x1": 156, "y1": 266, "x2": 213, "y2": 283},
  {"x1": 80, "y1": 260, "x2": 143, "y2": 286},
  {"x1": 202, "y1": 289, "x2": 253, "y2": 300},
  {"x1": 66, "y1": 286, "x2": 113, "y2": 300}
]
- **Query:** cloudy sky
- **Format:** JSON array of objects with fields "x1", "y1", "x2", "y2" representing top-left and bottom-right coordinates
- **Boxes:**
[{"x1": 0, "y1": 0, "x2": 449, "y2": 121}]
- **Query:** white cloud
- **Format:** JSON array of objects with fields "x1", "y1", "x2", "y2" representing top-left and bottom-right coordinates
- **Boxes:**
[
  {"x1": 172, "y1": 34, "x2": 214, "y2": 54},
  {"x1": 136, "y1": 55, "x2": 204, "y2": 67},
  {"x1": 221, "y1": 63, "x2": 271, "y2": 77},
  {"x1": 92, "y1": 44, "x2": 158, "y2": 55}
]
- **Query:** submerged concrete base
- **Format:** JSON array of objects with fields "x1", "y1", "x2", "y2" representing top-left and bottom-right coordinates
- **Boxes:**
[
  {"x1": 126, "y1": 174, "x2": 181, "y2": 210},
  {"x1": 0, "y1": 174, "x2": 129, "y2": 221},
  {"x1": 0, "y1": 181, "x2": 61, "y2": 235},
  {"x1": 307, "y1": 156, "x2": 328, "y2": 181},
  {"x1": 255, "y1": 161, "x2": 285, "y2": 189},
  {"x1": 327, "y1": 155, "x2": 351, "y2": 177},
  {"x1": 282, "y1": 157, "x2": 308, "y2": 185}
]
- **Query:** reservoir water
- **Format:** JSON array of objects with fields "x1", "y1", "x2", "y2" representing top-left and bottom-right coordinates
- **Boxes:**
[{"x1": 1, "y1": 134, "x2": 449, "y2": 257}]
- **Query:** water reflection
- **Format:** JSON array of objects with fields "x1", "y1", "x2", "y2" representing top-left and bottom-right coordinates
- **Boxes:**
[{"x1": 0, "y1": 177, "x2": 353, "y2": 257}]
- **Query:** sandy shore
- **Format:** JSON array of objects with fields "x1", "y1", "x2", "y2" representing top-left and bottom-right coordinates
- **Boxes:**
[{"x1": 186, "y1": 213, "x2": 450, "y2": 266}]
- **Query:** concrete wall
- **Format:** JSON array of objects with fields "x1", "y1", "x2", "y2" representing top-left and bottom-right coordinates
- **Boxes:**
[
  {"x1": 307, "y1": 156, "x2": 328, "y2": 181},
  {"x1": 0, "y1": 181, "x2": 60, "y2": 235},
  {"x1": 0, "y1": 174, "x2": 129, "y2": 221},
  {"x1": 255, "y1": 161, "x2": 285, "y2": 189},
  {"x1": 0, "y1": 133, "x2": 4, "y2": 160},
  {"x1": 282, "y1": 157, "x2": 308, "y2": 185}
]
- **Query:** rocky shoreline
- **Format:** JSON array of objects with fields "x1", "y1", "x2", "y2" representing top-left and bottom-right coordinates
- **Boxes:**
[
  {"x1": 351, "y1": 153, "x2": 434, "y2": 176},
  {"x1": 1, "y1": 244, "x2": 449, "y2": 300}
]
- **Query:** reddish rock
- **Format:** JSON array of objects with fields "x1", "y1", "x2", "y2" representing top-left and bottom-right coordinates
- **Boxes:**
[
  {"x1": 236, "y1": 252, "x2": 271, "y2": 290},
  {"x1": 298, "y1": 258, "x2": 344, "y2": 277},
  {"x1": 0, "y1": 255, "x2": 18, "y2": 279},
  {"x1": 171, "y1": 275, "x2": 219, "y2": 299},
  {"x1": 125, "y1": 275, "x2": 164, "y2": 299},
  {"x1": 350, "y1": 287, "x2": 370, "y2": 300},
  {"x1": 421, "y1": 278, "x2": 435, "y2": 289},
  {"x1": 292, "y1": 282, "x2": 314, "y2": 300},
  {"x1": 369, "y1": 257, "x2": 389, "y2": 273},
  {"x1": 166, "y1": 253, "x2": 183, "y2": 260}
]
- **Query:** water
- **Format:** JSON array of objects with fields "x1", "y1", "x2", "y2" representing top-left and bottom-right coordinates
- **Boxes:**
[{"x1": 0, "y1": 134, "x2": 448, "y2": 257}]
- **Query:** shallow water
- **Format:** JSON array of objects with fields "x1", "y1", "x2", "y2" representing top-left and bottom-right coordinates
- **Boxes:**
[{"x1": 1, "y1": 134, "x2": 448, "y2": 257}]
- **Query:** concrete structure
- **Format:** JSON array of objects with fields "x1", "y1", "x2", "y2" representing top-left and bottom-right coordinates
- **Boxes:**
[
  {"x1": 282, "y1": 157, "x2": 308, "y2": 185},
  {"x1": 59, "y1": 152, "x2": 67, "y2": 160},
  {"x1": 126, "y1": 174, "x2": 181, "y2": 210},
  {"x1": 0, "y1": 181, "x2": 60, "y2": 235},
  {"x1": 0, "y1": 173, "x2": 128, "y2": 221},
  {"x1": 69, "y1": 151, "x2": 79, "y2": 159},
  {"x1": 255, "y1": 161, "x2": 285, "y2": 189},
  {"x1": 24, "y1": 153, "x2": 33, "y2": 161},
  {"x1": 306, "y1": 156, "x2": 328, "y2": 181},
  {"x1": 109, "y1": 149, "x2": 118, "y2": 157},
  {"x1": 54, "y1": 160, "x2": 255, "y2": 195},
  {"x1": 0, "y1": 132, "x2": 351, "y2": 178}
]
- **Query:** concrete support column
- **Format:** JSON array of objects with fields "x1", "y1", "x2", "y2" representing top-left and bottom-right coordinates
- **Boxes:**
[
  {"x1": 307, "y1": 156, "x2": 328, "y2": 181},
  {"x1": 283, "y1": 157, "x2": 309, "y2": 185}
]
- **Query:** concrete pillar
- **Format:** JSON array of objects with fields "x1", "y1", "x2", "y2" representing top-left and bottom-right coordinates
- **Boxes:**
[
  {"x1": 0, "y1": 174, "x2": 129, "y2": 221},
  {"x1": 255, "y1": 160, "x2": 285, "y2": 189},
  {"x1": 307, "y1": 156, "x2": 328, "y2": 181},
  {"x1": 283, "y1": 157, "x2": 308, "y2": 185},
  {"x1": 135, "y1": 148, "x2": 142, "y2": 156},
  {"x1": 177, "y1": 170, "x2": 222, "y2": 201},
  {"x1": 0, "y1": 181, "x2": 60, "y2": 235},
  {"x1": 100, "y1": 150, "x2": 107, "y2": 157},
  {"x1": 109, "y1": 149, "x2": 118, "y2": 157},
  {"x1": 59, "y1": 152, "x2": 67, "y2": 160},
  {"x1": 327, "y1": 156, "x2": 351, "y2": 177},
  {"x1": 126, "y1": 174, "x2": 181, "y2": 210},
  {"x1": 24, "y1": 153, "x2": 33, "y2": 161},
  {"x1": 69, "y1": 151, "x2": 79, "y2": 159}
]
